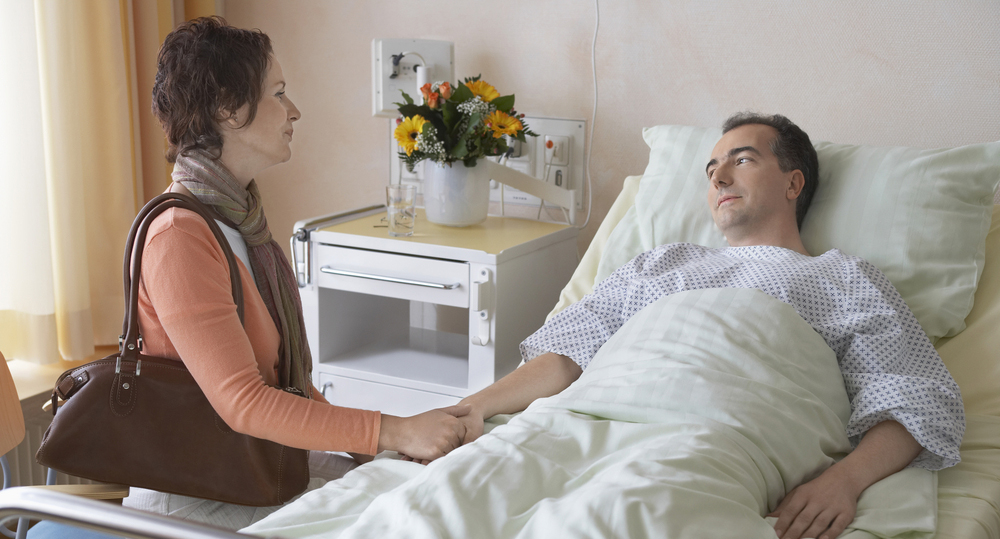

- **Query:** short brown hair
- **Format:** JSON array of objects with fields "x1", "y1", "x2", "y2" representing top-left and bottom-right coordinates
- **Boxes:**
[
  {"x1": 152, "y1": 16, "x2": 273, "y2": 162},
  {"x1": 722, "y1": 113, "x2": 819, "y2": 229}
]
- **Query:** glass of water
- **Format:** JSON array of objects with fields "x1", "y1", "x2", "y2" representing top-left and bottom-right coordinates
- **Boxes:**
[{"x1": 386, "y1": 184, "x2": 416, "y2": 237}]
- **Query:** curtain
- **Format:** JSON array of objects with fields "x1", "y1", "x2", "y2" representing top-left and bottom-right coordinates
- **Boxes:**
[{"x1": 0, "y1": 0, "x2": 206, "y2": 365}]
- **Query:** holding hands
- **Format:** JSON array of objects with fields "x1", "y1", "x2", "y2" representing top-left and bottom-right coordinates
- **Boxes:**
[
  {"x1": 378, "y1": 404, "x2": 471, "y2": 463},
  {"x1": 377, "y1": 353, "x2": 584, "y2": 464},
  {"x1": 397, "y1": 402, "x2": 487, "y2": 464}
]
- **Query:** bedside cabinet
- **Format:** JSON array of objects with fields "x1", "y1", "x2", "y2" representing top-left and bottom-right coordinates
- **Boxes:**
[{"x1": 292, "y1": 207, "x2": 578, "y2": 417}]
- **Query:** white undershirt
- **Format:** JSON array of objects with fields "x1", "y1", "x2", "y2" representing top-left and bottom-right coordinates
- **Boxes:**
[{"x1": 216, "y1": 220, "x2": 256, "y2": 283}]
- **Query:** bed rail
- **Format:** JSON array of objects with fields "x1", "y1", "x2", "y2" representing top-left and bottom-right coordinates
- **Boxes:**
[{"x1": 0, "y1": 488, "x2": 266, "y2": 539}]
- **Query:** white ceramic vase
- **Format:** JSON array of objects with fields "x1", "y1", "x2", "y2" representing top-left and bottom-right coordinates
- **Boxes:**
[{"x1": 424, "y1": 161, "x2": 490, "y2": 227}]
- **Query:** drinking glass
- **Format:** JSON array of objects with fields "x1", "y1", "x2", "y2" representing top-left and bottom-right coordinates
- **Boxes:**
[{"x1": 386, "y1": 184, "x2": 416, "y2": 237}]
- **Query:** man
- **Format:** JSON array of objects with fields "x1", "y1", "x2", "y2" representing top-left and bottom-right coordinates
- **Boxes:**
[{"x1": 447, "y1": 113, "x2": 964, "y2": 539}]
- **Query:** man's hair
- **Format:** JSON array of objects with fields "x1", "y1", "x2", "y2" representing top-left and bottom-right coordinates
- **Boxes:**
[
  {"x1": 151, "y1": 16, "x2": 273, "y2": 163},
  {"x1": 722, "y1": 113, "x2": 818, "y2": 229}
]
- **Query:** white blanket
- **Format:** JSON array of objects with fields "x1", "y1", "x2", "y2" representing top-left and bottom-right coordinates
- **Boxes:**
[{"x1": 244, "y1": 288, "x2": 936, "y2": 539}]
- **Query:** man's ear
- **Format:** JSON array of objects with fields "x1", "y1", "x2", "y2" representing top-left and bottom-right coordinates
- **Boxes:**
[{"x1": 786, "y1": 170, "x2": 805, "y2": 200}]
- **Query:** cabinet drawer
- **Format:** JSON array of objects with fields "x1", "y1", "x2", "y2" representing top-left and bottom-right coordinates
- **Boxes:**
[
  {"x1": 315, "y1": 245, "x2": 469, "y2": 308},
  {"x1": 319, "y1": 374, "x2": 460, "y2": 417}
]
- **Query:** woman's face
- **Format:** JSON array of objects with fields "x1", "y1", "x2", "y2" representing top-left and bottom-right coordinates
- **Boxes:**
[{"x1": 220, "y1": 58, "x2": 301, "y2": 176}]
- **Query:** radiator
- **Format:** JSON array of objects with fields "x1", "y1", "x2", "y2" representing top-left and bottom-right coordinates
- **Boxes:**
[{"x1": 5, "y1": 392, "x2": 95, "y2": 487}]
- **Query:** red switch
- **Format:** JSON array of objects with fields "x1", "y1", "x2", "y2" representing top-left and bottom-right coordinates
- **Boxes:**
[{"x1": 545, "y1": 140, "x2": 554, "y2": 149}]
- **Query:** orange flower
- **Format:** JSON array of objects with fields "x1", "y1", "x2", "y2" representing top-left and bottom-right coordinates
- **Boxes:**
[
  {"x1": 486, "y1": 111, "x2": 523, "y2": 139},
  {"x1": 419, "y1": 83, "x2": 432, "y2": 103},
  {"x1": 464, "y1": 80, "x2": 500, "y2": 102},
  {"x1": 438, "y1": 82, "x2": 452, "y2": 99},
  {"x1": 427, "y1": 92, "x2": 440, "y2": 109}
]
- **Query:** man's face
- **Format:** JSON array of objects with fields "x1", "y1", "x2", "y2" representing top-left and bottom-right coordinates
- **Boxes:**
[{"x1": 705, "y1": 124, "x2": 800, "y2": 238}]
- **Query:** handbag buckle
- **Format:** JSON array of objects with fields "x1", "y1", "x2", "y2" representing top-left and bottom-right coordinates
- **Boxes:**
[
  {"x1": 114, "y1": 356, "x2": 142, "y2": 376},
  {"x1": 115, "y1": 333, "x2": 143, "y2": 377},
  {"x1": 118, "y1": 335, "x2": 143, "y2": 353}
]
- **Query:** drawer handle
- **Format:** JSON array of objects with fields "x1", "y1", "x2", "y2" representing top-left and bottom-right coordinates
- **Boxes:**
[{"x1": 320, "y1": 267, "x2": 461, "y2": 290}]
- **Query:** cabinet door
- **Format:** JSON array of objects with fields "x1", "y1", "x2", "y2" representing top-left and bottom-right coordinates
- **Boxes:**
[
  {"x1": 315, "y1": 245, "x2": 469, "y2": 308},
  {"x1": 319, "y1": 373, "x2": 460, "y2": 417}
]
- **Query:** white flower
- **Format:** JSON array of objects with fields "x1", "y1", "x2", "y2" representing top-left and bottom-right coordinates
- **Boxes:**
[
  {"x1": 416, "y1": 125, "x2": 447, "y2": 162},
  {"x1": 456, "y1": 96, "x2": 493, "y2": 118}
]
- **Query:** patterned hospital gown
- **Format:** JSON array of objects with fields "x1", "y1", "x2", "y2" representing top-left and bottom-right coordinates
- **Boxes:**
[{"x1": 521, "y1": 243, "x2": 965, "y2": 470}]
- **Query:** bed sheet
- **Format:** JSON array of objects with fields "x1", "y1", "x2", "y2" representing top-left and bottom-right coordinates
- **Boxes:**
[
  {"x1": 933, "y1": 205, "x2": 1000, "y2": 538},
  {"x1": 244, "y1": 288, "x2": 936, "y2": 539}
]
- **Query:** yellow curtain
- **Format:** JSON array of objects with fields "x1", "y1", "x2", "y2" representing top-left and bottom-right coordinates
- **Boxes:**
[{"x1": 0, "y1": 0, "x2": 214, "y2": 365}]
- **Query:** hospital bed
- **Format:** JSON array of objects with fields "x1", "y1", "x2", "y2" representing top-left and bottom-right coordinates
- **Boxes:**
[{"x1": 2, "y1": 125, "x2": 998, "y2": 538}]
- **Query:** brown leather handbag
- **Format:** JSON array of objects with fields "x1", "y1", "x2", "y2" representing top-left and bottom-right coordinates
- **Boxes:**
[{"x1": 35, "y1": 193, "x2": 309, "y2": 507}]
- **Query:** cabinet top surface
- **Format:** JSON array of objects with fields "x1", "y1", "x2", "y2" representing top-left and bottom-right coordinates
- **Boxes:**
[{"x1": 317, "y1": 209, "x2": 574, "y2": 257}]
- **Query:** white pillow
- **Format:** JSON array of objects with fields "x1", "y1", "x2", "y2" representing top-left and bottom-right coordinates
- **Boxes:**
[{"x1": 595, "y1": 124, "x2": 1000, "y2": 342}]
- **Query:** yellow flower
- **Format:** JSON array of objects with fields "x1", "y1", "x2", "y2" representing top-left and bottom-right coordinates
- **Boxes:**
[
  {"x1": 464, "y1": 80, "x2": 500, "y2": 102},
  {"x1": 486, "y1": 111, "x2": 523, "y2": 139},
  {"x1": 394, "y1": 115, "x2": 428, "y2": 156}
]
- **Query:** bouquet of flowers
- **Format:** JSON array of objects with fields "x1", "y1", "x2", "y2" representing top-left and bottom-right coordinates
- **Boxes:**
[{"x1": 393, "y1": 75, "x2": 536, "y2": 171}]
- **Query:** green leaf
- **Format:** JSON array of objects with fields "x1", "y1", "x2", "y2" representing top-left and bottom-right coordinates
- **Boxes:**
[
  {"x1": 397, "y1": 103, "x2": 431, "y2": 119},
  {"x1": 492, "y1": 94, "x2": 515, "y2": 113},
  {"x1": 442, "y1": 100, "x2": 460, "y2": 132},
  {"x1": 450, "y1": 83, "x2": 473, "y2": 104},
  {"x1": 463, "y1": 156, "x2": 479, "y2": 167},
  {"x1": 425, "y1": 114, "x2": 449, "y2": 145},
  {"x1": 398, "y1": 90, "x2": 414, "y2": 105},
  {"x1": 450, "y1": 112, "x2": 481, "y2": 159}
]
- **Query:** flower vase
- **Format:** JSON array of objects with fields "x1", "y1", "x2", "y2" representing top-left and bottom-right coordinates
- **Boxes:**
[{"x1": 423, "y1": 161, "x2": 490, "y2": 227}]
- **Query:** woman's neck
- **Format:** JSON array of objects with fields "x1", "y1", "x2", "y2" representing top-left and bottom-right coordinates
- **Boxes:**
[{"x1": 218, "y1": 147, "x2": 259, "y2": 189}]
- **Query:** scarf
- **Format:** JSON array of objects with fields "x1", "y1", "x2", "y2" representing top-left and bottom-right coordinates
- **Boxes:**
[{"x1": 173, "y1": 150, "x2": 312, "y2": 397}]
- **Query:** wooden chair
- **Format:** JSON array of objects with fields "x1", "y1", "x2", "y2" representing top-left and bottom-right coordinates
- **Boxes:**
[{"x1": 1, "y1": 351, "x2": 129, "y2": 538}]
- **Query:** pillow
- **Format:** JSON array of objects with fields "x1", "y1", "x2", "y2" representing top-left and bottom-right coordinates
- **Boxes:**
[
  {"x1": 595, "y1": 124, "x2": 1000, "y2": 341},
  {"x1": 546, "y1": 175, "x2": 642, "y2": 321}
]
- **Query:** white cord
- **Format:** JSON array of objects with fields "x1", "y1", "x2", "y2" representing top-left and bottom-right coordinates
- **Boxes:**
[
  {"x1": 579, "y1": 0, "x2": 599, "y2": 229},
  {"x1": 397, "y1": 51, "x2": 426, "y2": 67},
  {"x1": 495, "y1": 153, "x2": 510, "y2": 217},
  {"x1": 538, "y1": 161, "x2": 572, "y2": 224}
]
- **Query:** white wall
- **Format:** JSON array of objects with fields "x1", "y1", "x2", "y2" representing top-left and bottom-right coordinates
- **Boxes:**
[{"x1": 225, "y1": 0, "x2": 1000, "y2": 256}]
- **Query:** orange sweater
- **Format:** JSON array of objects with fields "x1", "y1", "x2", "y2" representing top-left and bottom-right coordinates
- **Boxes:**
[{"x1": 137, "y1": 206, "x2": 380, "y2": 455}]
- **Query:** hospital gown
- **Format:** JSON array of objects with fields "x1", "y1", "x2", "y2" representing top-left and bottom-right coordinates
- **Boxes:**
[{"x1": 521, "y1": 243, "x2": 965, "y2": 470}]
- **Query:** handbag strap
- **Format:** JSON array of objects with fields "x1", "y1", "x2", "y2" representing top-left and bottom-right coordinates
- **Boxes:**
[{"x1": 119, "y1": 193, "x2": 244, "y2": 362}]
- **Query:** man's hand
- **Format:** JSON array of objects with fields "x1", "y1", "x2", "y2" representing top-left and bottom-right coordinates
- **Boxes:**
[
  {"x1": 378, "y1": 404, "x2": 471, "y2": 462},
  {"x1": 769, "y1": 466, "x2": 859, "y2": 539},
  {"x1": 770, "y1": 420, "x2": 924, "y2": 539},
  {"x1": 455, "y1": 401, "x2": 486, "y2": 445}
]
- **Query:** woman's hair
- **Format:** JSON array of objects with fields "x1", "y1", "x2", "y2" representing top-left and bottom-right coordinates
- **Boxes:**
[{"x1": 152, "y1": 16, "x2": 273, "y2": 162}]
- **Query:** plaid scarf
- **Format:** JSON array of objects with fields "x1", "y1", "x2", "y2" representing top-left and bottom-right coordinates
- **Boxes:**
[{"x1": 173, "y1": 150, "x2": 312, "y2": 397}]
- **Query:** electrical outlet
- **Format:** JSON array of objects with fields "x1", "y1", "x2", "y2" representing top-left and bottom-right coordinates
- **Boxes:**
[
  {"x1": 372, "y1": 39, "x2": 454, "y2": 117},
  {"x1": 490, "y1": 116, "x2": 586, "y2": 209}
]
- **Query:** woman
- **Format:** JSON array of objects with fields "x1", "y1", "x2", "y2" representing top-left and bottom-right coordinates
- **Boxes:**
[{"x1": 111, "y1": 16, "x2": 466, "y2": 528}]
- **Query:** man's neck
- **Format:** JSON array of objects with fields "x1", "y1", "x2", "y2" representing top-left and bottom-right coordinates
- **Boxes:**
[{"x1": 725, "y1": 227, "x2": 811, "y2": 256}]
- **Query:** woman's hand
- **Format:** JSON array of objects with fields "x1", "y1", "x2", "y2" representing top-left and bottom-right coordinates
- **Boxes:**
[{"x1": 378, "y1": 405, "x2": 471, "y2": 462}]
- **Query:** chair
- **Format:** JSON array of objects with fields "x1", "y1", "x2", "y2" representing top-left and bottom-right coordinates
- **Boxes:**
[{"x1": 1, "y1": 352, "x2": 129, "y2": 538}]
